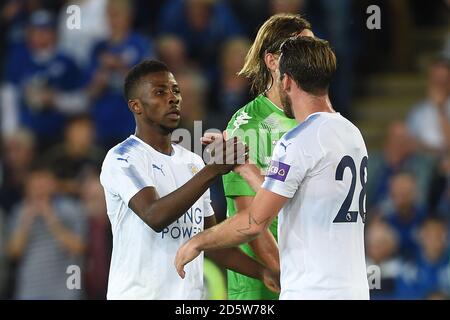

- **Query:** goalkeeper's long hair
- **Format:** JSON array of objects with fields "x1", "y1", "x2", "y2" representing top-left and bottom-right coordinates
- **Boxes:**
[{"x1": 238, "y1": 13, "x2": 312, "y2": 96}]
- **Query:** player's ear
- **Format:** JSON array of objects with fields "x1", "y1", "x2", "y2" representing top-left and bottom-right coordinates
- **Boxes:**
[
  {"x1": 282, "y1": 74, "x2": 291, "y2": 92},
  {"x1": 128, "y1": 99, "x2": 142, "y2": 115},
  {"x1": 297, "y1": 29, "x2": 315, "y2": 38},
  {"x1": 264, "y1": 52, "x2": 279, "y2": 72}
]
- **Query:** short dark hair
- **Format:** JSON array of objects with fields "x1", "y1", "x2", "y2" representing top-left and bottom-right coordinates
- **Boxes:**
[
  {"x1": 279, "y1": 36, "x2": 337, "y2": 95},
  {"x1": 124, "y1": 59, "x2": 169, "y2": 100}
]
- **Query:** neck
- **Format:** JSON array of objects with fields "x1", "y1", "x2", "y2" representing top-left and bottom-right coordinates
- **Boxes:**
[
  {"x1": 292, "y1": 92, "x2": 335, "y2": 122},
  {"x1": 135, "y1": 124, "x2": 172, "y2": 155},
  {"x1": 265, "y1": 82, "x2": 283, "y2": 111}
]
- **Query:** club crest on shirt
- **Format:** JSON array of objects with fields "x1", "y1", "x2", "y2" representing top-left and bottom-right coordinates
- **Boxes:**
[
  {"x1": 267, "y1": 160, "x2": 291, "y2": 182},
  {"x1": 188, "y1": 163, "x2": 200, "y2": 175}
]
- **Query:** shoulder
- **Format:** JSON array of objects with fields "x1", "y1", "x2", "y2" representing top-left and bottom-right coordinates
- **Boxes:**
[
  {"x1": 102, "y1": 137, "x2": 147, "y2": 171},
  {"x1": 282, "y1": 113, "x2": 324, "y2": 144},
  {"x1": 277, "y1": 113, "x2": 345, "y2": 161}
]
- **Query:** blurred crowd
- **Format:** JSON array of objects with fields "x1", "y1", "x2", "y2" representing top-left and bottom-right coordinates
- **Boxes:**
[
  {"x1": 366, "y1": 56, "x2": 450, "y2": 300},
  {"x1": 0, "y1": 0, "x2": 449, "y2": 300}
]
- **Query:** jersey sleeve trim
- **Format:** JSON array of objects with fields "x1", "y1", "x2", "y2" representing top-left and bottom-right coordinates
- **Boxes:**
[{"x1": 262, "y1": 178, "x2": 296, "y2": 198}]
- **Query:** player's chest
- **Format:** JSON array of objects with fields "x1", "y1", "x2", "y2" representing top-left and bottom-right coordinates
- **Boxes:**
[{"x1": 147, "y1": 158, "x2": 201, "y2": 197}]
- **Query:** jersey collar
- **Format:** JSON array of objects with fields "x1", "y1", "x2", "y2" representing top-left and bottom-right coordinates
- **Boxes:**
[{"x1": 259, "y1": 95, "x2": 285, "y2": 116}]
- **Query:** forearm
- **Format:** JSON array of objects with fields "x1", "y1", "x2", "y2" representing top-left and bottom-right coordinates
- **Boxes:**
[
  {"x1": 239, "y1": 172, "x2": 264, "y2": 193},
  {"x1": 144, "y1": 166, "x2": 218, "y2": 231},
  {"x1": 190, "y1": 211, "x2": 263, "y2": 252},
  {"x1": 7, "y1": 219, "x2": 32, "y2": 258},
  {"x1": 249, "y1": 229, "x2": 280, "y2": 273},
  {"x1": 47, "y1": 218, "x2": 85, "y2": 256},
  {"x1": 205, "y1": 247, "x2": 264, "y2": 280}
]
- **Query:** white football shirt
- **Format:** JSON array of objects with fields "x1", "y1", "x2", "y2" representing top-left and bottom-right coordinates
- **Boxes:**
[
  {"x1": 100, "y1": 135, "x2": 214, "y2": 300},
  {"x1": 262, "y1": 112, "x2": 370, "y2": 300}
]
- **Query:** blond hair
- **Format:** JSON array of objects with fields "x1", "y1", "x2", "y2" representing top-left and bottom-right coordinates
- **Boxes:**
[{"x1": 238, "y1": 13, "x2": 311, "y2": 95}]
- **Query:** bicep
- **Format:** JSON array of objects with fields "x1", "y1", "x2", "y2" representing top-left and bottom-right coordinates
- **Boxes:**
[
  {"x1": 248, "y1": 189, "x2": 288, "y2": 227},
  {"x1": 234, "y1": 196, "x2": 253, "y2": 212},
  {"x1": 128, "y1": 186, "x2": 159, "y2": 220}
]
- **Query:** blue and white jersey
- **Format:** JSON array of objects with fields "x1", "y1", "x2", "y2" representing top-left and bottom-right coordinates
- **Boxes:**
[
  {"x1": 262, "y1": 112, "x2": 370, "y2": 300},
  {"x1": 100, "y1": 135, "x2": 214, "y2": 300}
]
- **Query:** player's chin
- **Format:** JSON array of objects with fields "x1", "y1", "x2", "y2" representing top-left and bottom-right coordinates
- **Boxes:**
[{"x1": 162, "y1": 120, "x2": 181, "y2": 133}]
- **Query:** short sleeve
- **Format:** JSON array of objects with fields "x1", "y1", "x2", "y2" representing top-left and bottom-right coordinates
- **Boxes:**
[
  {"x1": 100, "y1": 153, "x2": 155, "y2": 206},
  {"x1": 262, "y1": 139, "x2": 312, "y2": 198},
  {"x1": 203, "y1": 189, "x2": 215, "y2": 218}
]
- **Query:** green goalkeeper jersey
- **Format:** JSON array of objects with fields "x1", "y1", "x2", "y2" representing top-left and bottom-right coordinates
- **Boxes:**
[{"x1": 223, "y1": 94, "x2": 298, "y2": 300}]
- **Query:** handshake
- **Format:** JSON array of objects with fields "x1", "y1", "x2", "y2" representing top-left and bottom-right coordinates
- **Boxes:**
[
  {"x1": 202, "y1": 132, "x2": 248, "y2": 175},
  {"x1": 202, "y1": 132, "x2": 263, "y2": 190}
]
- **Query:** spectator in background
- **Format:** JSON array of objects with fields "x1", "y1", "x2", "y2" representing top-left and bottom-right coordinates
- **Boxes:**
[
  {"x1": 0, "y1": 128, "x2": 36, "y2": 214},
  {"x1": 80, "y1": 173, "x2": 111, "y2": 300},
  {"x1": 87, "y1": 0, "x2": 153, "y2": 147},
  {"x1": 0, "y1": 208, "x2": 7, "y2": 299},
  {"x1": 42, "y1": 115, "x2": 105, "y2": 197},
  {"x1": 157, "y1": 0, "x2": 243, "y2": 80},
  {"x1": 0, "y1": 9, "x2": 87, "y2": 147},
  {"x1": 444, "y1": 35, "x2": 450, "y2": 60},
  {"x1": 212, "y1": 37, "x2": 251, "y2": 121},
  {"x1": 381, "y1": 172, "x2": 427, "y2": 259},
  {"x1": 227, "y1": 0, "x2": 269, "y2": 38},
  {"x1": 57, "y1": 0, "x2": 109, "y2": 69},
  {"x1": 367, "y1": 121, "x2": 435, "y2": 209},
  {"x1": 365, "y1": 220, "x2": 402, "y2": 300},
  {"x1": 6, "y1": 164, "x2": 86, "y2": 300},
  {"x1": 298, "y1": 0, "x2": 356, "y2": 116},
  {"x1": 407, "y1": 57, "x2": 450, "y2": 154},
  {"x1": 433, "y1": 153, "x2": 450, "y2": 220},
  {"x1": 396, "y1": 218, "x2": 450, "y2": 299},
  {"x1": 156, "y1": 34, "x2": 194, "y2": 75},
  {"x1": 175, "y1": 70, "x2": 208, "y2": 133},
  {"x1": 0, "y1": 0, "x2": 62, "y2": 52},
  {"x1": 270, "y1": 0, "x2": 306, "y2": 14}
]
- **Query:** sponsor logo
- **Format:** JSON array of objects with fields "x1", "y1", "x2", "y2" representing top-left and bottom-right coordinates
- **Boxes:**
[
  {"x1": 152, "y1": 164, "x2": 165, "y2": 176},
  {"x1": 161, "y1": 207, "x2": 203, "y2": 240},
  {"x1": 279, "y1": 141, "x2": 292, "y2": 153},
  {"x1": 267, "y1": 161, "x2": 291, "y2": 182},
  {"x1": 188, "y1": 163, "x2": 200, "y2": 175},
  {"x1": 230, "y1": 111, "x2": 252, "y2": 136},
  {"x1": 116, "y1": 156, "x2": 129, "y2": 163}
]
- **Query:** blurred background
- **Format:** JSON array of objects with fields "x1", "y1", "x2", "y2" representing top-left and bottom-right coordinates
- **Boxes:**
[{"x1": 0, "y1": 0, "x2": 449, "y2": 300}]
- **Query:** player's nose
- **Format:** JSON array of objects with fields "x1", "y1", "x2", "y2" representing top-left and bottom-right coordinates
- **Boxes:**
[{"x1": 168, "y1": 90, "x2": 180, "y2": 105}]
